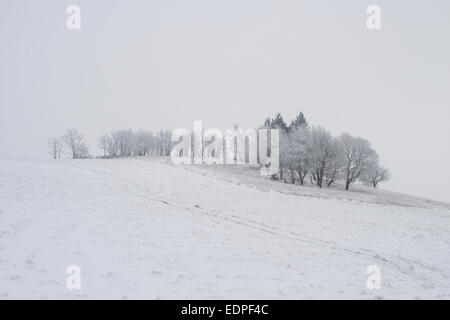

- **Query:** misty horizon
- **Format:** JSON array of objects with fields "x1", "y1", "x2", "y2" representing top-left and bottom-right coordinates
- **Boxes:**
[{"x1": 1, "y1": 0, "x2": 449, "y2": 203}]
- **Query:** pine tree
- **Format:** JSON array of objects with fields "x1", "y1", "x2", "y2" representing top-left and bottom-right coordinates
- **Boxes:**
[
  {"x1": 289, "y1": 112, "x2": 308, "y2": 130},
  {"x1": 271, "y1": 113, "x2": 289, "y2": 133}
]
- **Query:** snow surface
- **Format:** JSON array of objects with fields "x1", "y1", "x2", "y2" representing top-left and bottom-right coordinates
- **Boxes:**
[{"x1": 0, "y1": 157, "x2": 449, "y2": 299}]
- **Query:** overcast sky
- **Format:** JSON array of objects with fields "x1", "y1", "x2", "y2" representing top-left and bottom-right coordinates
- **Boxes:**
[{"x1": 1, "y1": 0, "x2": 449, "y2": 202}]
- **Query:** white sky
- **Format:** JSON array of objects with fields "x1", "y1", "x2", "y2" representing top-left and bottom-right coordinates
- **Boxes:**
[{"x1": 1, "y1": 0, "x2": 449, "y2": 202}]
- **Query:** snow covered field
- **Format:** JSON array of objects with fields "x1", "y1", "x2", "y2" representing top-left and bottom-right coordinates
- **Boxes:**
[{"x1": 0, "y1": 158, "x2": 449, "y2": 299}]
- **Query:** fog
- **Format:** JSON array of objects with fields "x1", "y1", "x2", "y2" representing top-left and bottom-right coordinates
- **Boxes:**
[{"x1": 1, "y1": 0, "x2": 449, "y2": 202}]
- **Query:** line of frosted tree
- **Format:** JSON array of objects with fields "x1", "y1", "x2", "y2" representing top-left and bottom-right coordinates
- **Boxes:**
[
  {"x1": 264, "y1": 112, "x2": 390, "y2": 190},
  {"x1": 48, "y1": 128, "x2": 172, "y2": 160},
  {"x1": 97, "y1": 129, "x2": 172, "y2": 157},
  {"x1": 47, "y1": 128, "x2": 91, "y2": 160},
  {"x1": 48, "y1": 112, "x2": 390, "y2": 190}
]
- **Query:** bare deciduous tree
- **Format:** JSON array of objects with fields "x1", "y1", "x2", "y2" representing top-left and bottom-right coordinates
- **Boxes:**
[
  {"x1": 96, "y1": 129, "x2": 167, "y2": 158},
  {"x1": 63, "y1": 128, "x2": 91, "y2": 159},
  {"x1": 310, "y1": 126, "x2": 342, "y2": 188},
  {"x1": 47, "y1": 137, "x2": 63, "y2": 159},
  {"x1": 340, "y1": 132, "x2": 378, "y2": 190},
  {"x1": 97, "y1": 134, "x2": 109, "y2": 157},
  {"x1": 363, "y1": 163, "x2": 391, "y2": 187},
  {"x1": 281, "y1": 127, "x2": 312, "y2": 185},
  {"x1": 325, "y1": 149, "x2": 344, "y2": 187}
]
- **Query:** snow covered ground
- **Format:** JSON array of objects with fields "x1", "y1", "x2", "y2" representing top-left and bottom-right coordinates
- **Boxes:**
[{"x1": 0, "y1": 157, "x2": 449, "y2": 299}]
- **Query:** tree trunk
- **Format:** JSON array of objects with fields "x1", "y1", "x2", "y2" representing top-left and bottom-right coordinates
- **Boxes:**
[
  {"x1": 345, "y1": 180, "x2": 350, "y2": 190},
  {"x1": 317, "y1": 168, "x2": 323, "y2": 188},
  {"x1": 298, "y1": 172, "x2": 305, "y2": 186}
]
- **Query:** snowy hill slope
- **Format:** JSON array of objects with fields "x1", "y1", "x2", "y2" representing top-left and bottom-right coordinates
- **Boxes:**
[
  {"x1": 0, "y1": 158, "x2": 449, "y2": 299},
  {"x1": 182, "y1": 162, "x2": 450, "y2": 210}
]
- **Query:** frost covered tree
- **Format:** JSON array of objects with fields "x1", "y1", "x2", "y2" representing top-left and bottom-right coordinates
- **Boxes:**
[
  {"x1": 133, "y1": 130, "x2": 156, "y2": 156},
  {"x1": 339, "y1": 132, "x2": 378, "y2": 190},
  {"x1": 144, "y1": 131, "x2": 157, "y2": 155},
  {"x1": 63, "y1": 128, "x2": 91, "y2": 159},
  {"x1": 77, "y1": 143, "x2": 91, "y2": 159},
  {"x1": 156, "y1": 130, "x2": 172, "y2": 156},
  {"x1": 279, "y1": 131, "x2": 293, "y2": 183},
  {"x1": 281, "y1": 127, "x2": 312, "y2": 185},
  {"x1": 310, "y1": 126, "x2": 342, "y2": 188},
  {"x1": 262, "y1": 112, "x2": 390, "y2": 190},
  {"x1": 266, "y1": 112, "x2": 301, "y2": 180},
  {"x1": 324, "y1": 145, "x2": 344, "y2": 187},
  {"x1": 363, "y1": 163, "x2": 391, "y2": 187},
  {"x1": 97, "y1": 134, "x2": 110, "y2": 157},
  {"x1": 97, "y1": 129, "x2": 169, "y2": 158},
  {"x1": 47, "y1": 137, "x2": 63, "y2": 159},
  {"x1": 134, "y1": 130, "x2": 147, "y2": 156},
  {"x1": 106, "y1": 132, "x2": 119, "y2": 157},
  {"x1": 114, "y1": 129, "x2": 136, "y2": 157}
]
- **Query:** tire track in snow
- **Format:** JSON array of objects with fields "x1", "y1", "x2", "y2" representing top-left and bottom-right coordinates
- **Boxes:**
[{"x1": 153, "y1": 197, "x2": 449, "y2": 284}]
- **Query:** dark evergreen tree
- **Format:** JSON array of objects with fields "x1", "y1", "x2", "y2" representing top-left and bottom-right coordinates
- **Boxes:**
[
  {"x1": 270, "y1": 113, "x2": 289, "y2": 133},
  {"x1": 289, "y1": 112, "x2": 308, "y2": 130}
]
